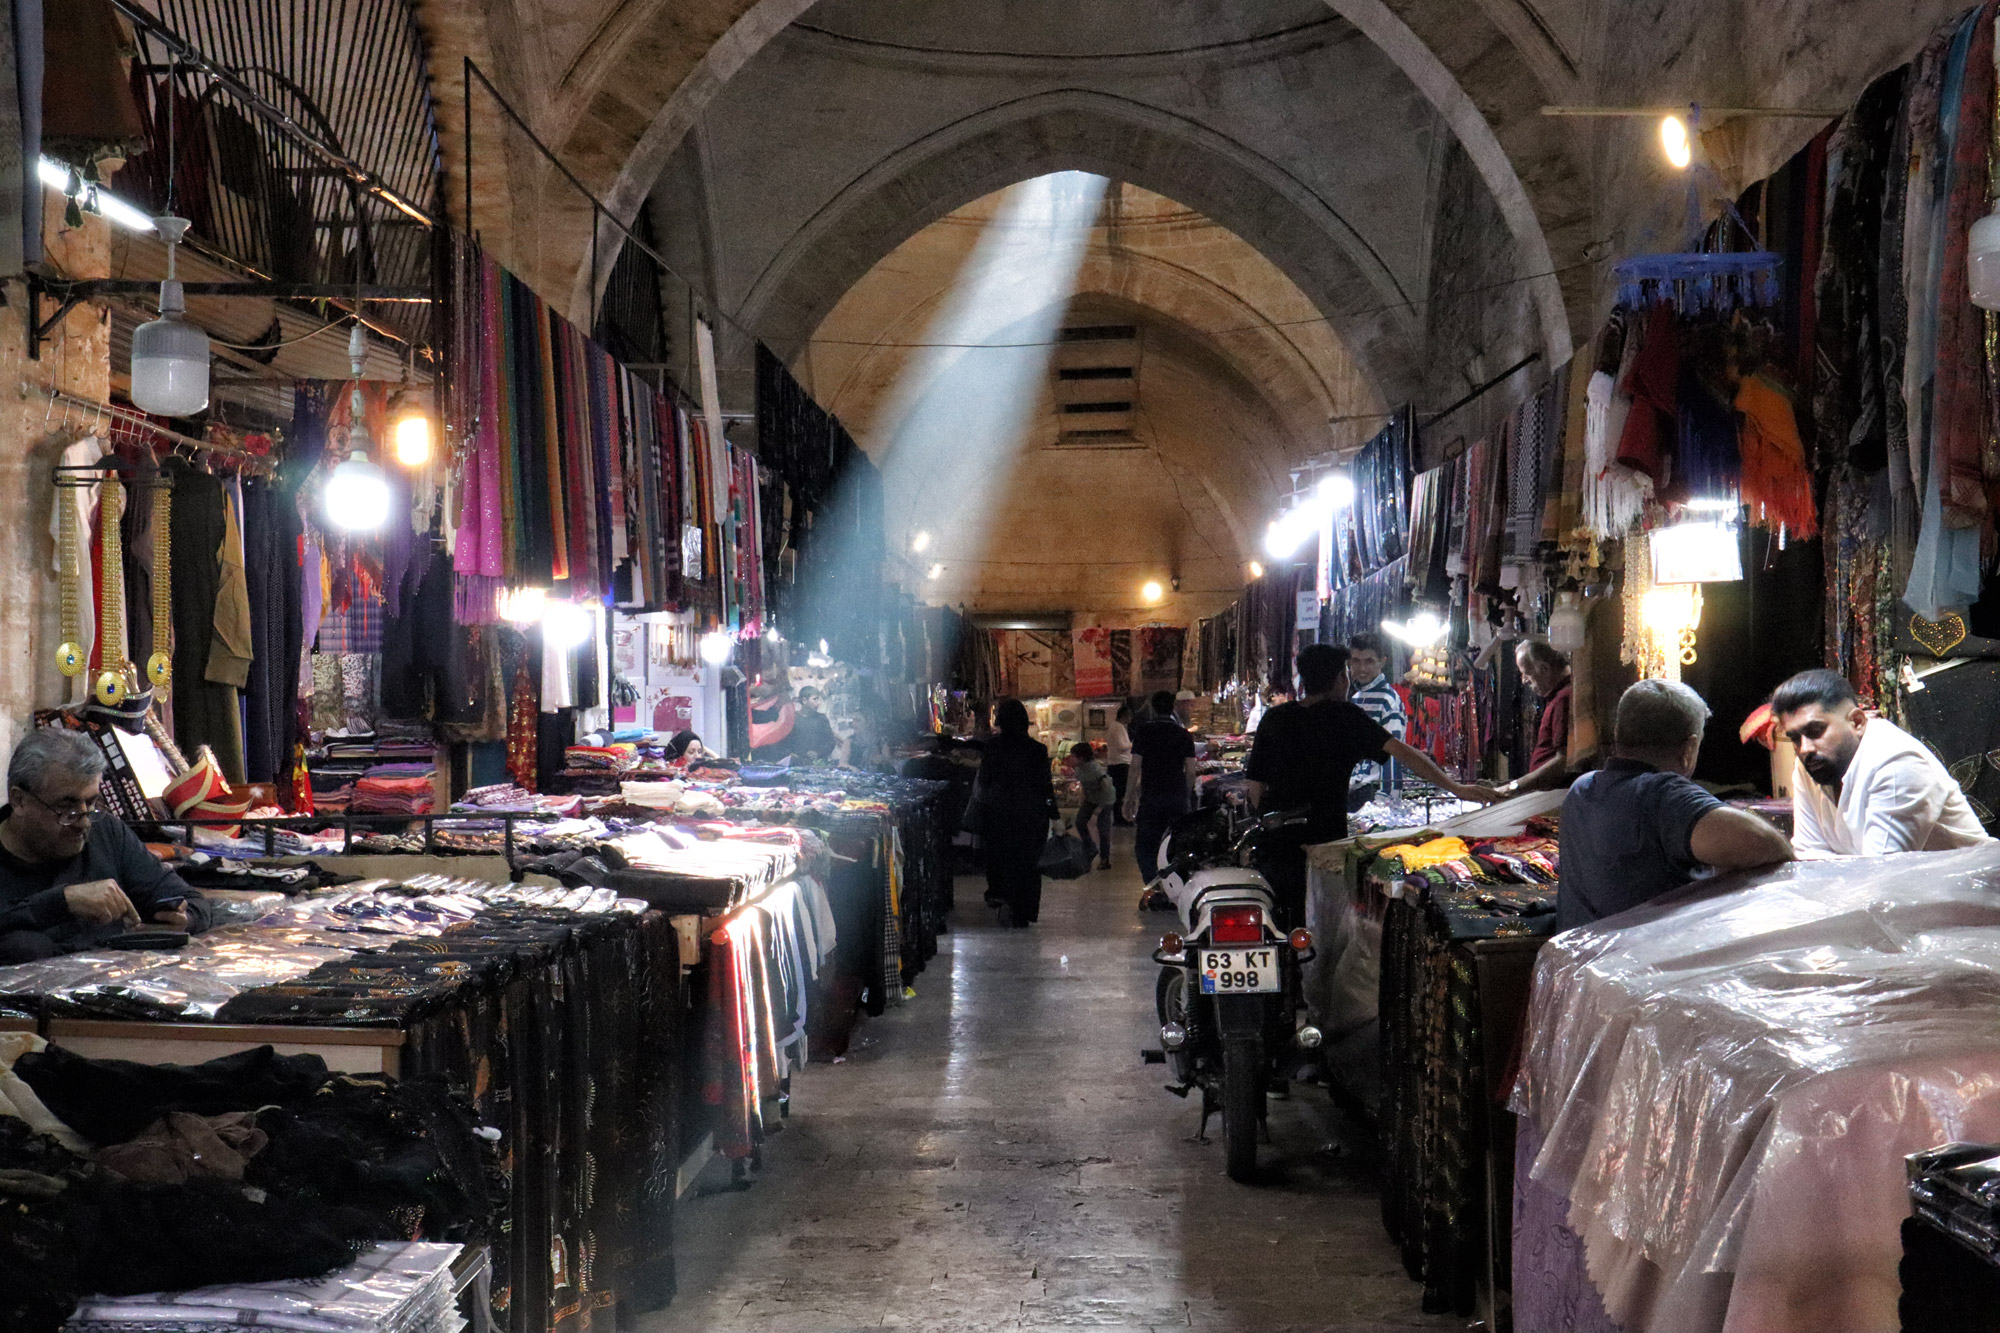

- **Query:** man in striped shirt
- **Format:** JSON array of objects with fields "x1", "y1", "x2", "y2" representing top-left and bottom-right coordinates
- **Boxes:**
[{"x1": 1345, "y1": 632, "x2": 1407, "y2": 808}]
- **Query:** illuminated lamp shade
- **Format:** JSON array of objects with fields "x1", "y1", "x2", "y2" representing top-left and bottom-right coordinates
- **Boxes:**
[
  {"x1": 1546, "y1": 590, "x2": 1587, "y2": 655},
  {"x1": 129, "y1": 219, "x2": 208, "y2": 417},
  {"x1": 543, "y1": 599, "x2": 594, "y2": 650},
  {"x1": 1972, "y1": 207, "x2": 2000, "y2": 310},
  {"x1": 699, "y1": 630, "x2": 734, "y2": 666},
  {"x1": 323, "y1": 450, "x2": 390, "y2": 531},
  {"x1": 391, "y1": 403, "x2": 433, "y2": 466},
  {"x1": 1643, "y1": 584, "x2": 1701, "y2": 636}
]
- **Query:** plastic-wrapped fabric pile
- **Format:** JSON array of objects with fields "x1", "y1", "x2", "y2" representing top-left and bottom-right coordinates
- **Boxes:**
[
  {"x1": 1510, "y1": 843, "x2": 2000, "y2": 1333},
  {"x1": 63, "y1": 1241, "x2": 464, "y2": 1332}
]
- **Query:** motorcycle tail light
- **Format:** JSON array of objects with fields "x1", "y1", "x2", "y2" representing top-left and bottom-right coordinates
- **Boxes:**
[
  {"x1": 1289, "y1": 927, "x2": 1314, "y2": 952},
  {"x1": 1160, "y1": 932, "x2": 1183, "y2": 954},
  {"x1": 1210, "y1": 906, "x2": 1264, "y2": 943}
]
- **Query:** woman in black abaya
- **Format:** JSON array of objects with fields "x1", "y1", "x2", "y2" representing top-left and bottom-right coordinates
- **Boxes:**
[{"x1": 970, "y1": 699, "x2": 1056, "y2": 927}]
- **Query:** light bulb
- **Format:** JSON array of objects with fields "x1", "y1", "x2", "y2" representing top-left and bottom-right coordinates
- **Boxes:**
[
  {"x1": 1323, "y1": 474, "x2": 1355, "y2": 507},
  {"x1": 926, "y1": 563, "x2": 943, "y2": 580},
  {"x1": 765, "y1": 626, "x2": 782, "y2": 643},
  {"x1": 542, "y1": 600, "x2": 594, "y2": 650},
  {"x1": 324, "y1": 450, "x2": 390, "y2": 531},
  {"x1": 1660, "y1": 116, "x2": 1692, "y2": 170},
  {"x1": 498, "y1": 586, "x2": 547, "y2": 624},
  {"x1": 910, "y1": 530, "x2": 931, "y2": 553},
  {"x1": 1248, "y1": 561, "x2": 1265, "y2": 579},
  {"x1": 392, "y1": 409, "x2": 433, "y2": 466},
  {"x1": 699, "y1": 630, "x2": 734, "y2": 666},
  {"x1": 1141, "y1": 580, "x2": 1164, "y2": 604}
]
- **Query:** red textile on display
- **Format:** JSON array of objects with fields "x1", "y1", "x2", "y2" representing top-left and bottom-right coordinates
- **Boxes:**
[
  {"x1": 1934, "y1": 0, "x2": 1998, "y2": 530},
  {"x1": 1616, "y1": 304, "x2": 1680, "y2": 483}
]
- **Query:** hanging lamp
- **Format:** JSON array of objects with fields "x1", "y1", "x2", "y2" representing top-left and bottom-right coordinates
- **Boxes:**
[
  {"x1": 129, "y1": 217, "x2": 210, "y2": 417},
  {"x1": 324, "y1": 322, "x2": 391, "y2": 531}
]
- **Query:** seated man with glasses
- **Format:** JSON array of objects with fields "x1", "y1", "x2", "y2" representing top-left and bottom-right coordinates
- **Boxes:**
[{"x1": 0, "y1": 728, "x2": 207, "y2": 963}]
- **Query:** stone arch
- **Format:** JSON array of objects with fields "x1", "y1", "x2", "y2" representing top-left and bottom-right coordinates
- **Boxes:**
[
  {"x1": 740, "y1": 89, "x2": 1426, "y2": 407},
  {"x1": 556, "y1": 0, "x2": 1577, "y2": 364}
]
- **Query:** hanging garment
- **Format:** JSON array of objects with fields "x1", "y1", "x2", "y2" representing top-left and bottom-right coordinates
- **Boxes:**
[
  {"x1": 1930, "y1": 0, "x2": 1998, "y2": 530},
  {"x1": 1616, "y1": 303, "x2": 1680, "y2": 484},
  {"x1": 167, "y1": 460, "x2": 245, "y2": 783},
  {"x1": 240, "y1": 478, "x2": 303, "y2": 783},
  {"x1": 1736, "y1": 373, "x2": 1818, "y2": 538}
]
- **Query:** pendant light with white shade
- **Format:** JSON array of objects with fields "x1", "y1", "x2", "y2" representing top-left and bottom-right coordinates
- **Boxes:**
[
  {"x1": 129, "y1": 57, "x2": 211, "y2": 418},
  {"x1": 129, "y1": 215, "x2": 210, "y2": 416}
]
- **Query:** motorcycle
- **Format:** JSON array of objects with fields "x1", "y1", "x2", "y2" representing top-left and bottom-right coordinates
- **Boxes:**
[{"x1": 1142, "y1": 806, "x2": 1320, "y2": 1183}]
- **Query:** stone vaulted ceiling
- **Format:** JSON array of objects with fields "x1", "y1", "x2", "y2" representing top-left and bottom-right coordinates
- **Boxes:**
[{"x1": 411, "y1": 0, "x2": 1985, "y2": 612}]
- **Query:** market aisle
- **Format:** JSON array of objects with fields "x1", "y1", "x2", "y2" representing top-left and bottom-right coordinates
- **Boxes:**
[{"x1": 643, "y1": 838, "x2": 1457, "y2": 1332}]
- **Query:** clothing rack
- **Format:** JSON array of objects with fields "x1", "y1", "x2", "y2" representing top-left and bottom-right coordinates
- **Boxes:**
[{"x1": 26, "y1": 384, "x2": 279, "y2": 472}]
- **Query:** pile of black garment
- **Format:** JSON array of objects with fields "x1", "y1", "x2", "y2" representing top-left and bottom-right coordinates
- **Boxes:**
[{"x1": 0, "y1": 1044, "x2": 495, "y2": 1332}]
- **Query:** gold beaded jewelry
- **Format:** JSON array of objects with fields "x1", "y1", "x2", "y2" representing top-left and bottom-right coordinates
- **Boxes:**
[
  {"x1": 95, "y1": 476, "x2": 128, "y2": 705},
  {"x1": 55, "y1": 471, "x2": 84, "y2": 677},
  {"x1": 148, "y1": 481, "x2": 172, "y2": 692}
]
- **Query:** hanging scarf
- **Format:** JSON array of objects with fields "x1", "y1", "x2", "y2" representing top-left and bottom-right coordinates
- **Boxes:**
[
  {"x1": 1931, "y1": 0, "x2": 1997, "y2": 531},
  {"x1": 1736, "y1": 372, "x2": 1818, "y2": 538}
]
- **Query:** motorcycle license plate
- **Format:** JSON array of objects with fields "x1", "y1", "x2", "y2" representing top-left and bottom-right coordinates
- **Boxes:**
[{"x1": 1199, "y1": 948, "x2": 1279, "y2": 994}]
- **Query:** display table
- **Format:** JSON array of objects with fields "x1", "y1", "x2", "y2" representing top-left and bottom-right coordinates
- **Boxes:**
[
  {"x1": 0, "y1": 876, "x2": 682, "y2": 1333},
  {"x1": 1511, "y1": 845, "x2": 2000, "y2": 1333}
]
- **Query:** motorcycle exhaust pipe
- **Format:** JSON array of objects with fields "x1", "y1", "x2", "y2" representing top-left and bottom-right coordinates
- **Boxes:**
[{"x1": 1160, "y1": 1022, "x2": 1188, "y2": 1051}]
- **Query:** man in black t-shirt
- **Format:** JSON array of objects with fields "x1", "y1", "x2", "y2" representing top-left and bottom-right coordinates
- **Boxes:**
[
  {"x1": 1122, "y1": 691, "x2": 1200, "y2": 879},
  {"x1": 1246, "y1": 644, "x2": 1493, "y2": 925}
]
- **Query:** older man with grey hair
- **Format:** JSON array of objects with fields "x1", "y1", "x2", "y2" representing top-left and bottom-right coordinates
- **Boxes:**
[
  {"x1": 0, "y1": 728, "x2": 206, "y2": 962},
  {"x1": 1556, "y1": 679, "x2": 1794, "y2": 931}
]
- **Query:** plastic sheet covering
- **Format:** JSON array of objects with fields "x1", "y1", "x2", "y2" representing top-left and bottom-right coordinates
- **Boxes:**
[
  {"x1": 63, "y1": 1240, "x2": 463, "y2": 1332},
  {"x1": 1510, "y1": 843, "x2": 2000, "y2": 1333},
  {"x1": 0, "y1": 878, "x2": 647, "y2": 1022}
]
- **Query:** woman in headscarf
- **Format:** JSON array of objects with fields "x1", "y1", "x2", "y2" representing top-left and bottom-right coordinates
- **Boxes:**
[{"x1": 966, "y1": 698, "x2": 1057, "y2": 927}]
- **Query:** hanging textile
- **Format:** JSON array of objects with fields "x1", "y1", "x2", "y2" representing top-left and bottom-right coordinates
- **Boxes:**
[
  {"x1": 1074, "y1": 626, "x2": 1114, "y2": 697},
  {"x1": 166, "y1": 459, "x2": 246, "y2": 783}
]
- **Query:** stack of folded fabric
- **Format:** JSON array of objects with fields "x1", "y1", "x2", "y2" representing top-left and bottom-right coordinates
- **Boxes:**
[
  {"x1": 563, "y1": 744, "x2": 639, "y2": 772},
  {"x1": 350, "y1": 768, "x2": 436, "y2": 817}
]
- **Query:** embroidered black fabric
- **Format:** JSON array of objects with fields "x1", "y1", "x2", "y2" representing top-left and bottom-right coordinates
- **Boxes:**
[{"x1": 0, "y1": 1048, "x2": 495, "y2": 1332}]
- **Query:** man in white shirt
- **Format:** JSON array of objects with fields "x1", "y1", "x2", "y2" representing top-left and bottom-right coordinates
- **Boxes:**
[
  {"x1": 1104, "y1": 705, "x2": 1134, "y2": 826},
  {"x1": 1772, "y1": 669, "x2": 1991, "y2": 858}
]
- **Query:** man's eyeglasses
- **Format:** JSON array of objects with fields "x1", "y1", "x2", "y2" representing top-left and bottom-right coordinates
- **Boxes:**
[{"x1": 18, "y1": 789, "x2": 99, "y2": 826}]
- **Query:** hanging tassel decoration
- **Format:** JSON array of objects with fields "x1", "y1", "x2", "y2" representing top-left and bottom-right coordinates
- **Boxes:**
[
  {"x1": 148, "y1": 481, "x2": 173, "y2": 691},
  {"x1": 55, "y1": 476, "x2": 84, "y2": 677},
  {"x1": 95, "y1": 477, "x2": 127, "y2": 706}
]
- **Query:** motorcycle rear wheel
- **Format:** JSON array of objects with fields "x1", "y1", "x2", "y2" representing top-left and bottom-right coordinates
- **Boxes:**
[{"x1": 1222, "y1": 1035, "x2": 1263, "y2": 1183}]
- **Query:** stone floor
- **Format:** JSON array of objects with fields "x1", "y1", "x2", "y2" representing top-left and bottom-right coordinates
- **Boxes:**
[{"x1": 639, "y1": 831, "x2": 1460, "y2": 1332}]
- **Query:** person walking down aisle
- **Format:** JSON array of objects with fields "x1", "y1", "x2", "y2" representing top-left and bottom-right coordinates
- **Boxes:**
[
  {"x1": 969, "y1": 699, "x2": 1057, "y2": 927},
  {"x1": 1122, "y1": 691, "x2": 1197, "y2": 880},
  {"x1": 1069, "y1": 742, "x2": 1115, "y2": 870},
  {"x1": 1105, "y1": 705, "x2": 1134, "y2": 825}
]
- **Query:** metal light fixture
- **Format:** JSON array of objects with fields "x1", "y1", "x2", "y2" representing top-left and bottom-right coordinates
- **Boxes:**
[{"x1": 129, "y1": 217, "x2": 209, "y2": 417}]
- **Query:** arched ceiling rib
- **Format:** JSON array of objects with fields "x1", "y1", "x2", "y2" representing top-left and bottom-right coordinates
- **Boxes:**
[{"x1": 741, "y1": 89, "x2": 1424, "y2": 408}]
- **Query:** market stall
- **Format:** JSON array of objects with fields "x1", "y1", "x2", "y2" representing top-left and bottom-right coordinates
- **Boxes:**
[{"x1": 1511, "y1": 844, "x2": 2000, "y2": 1333}]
